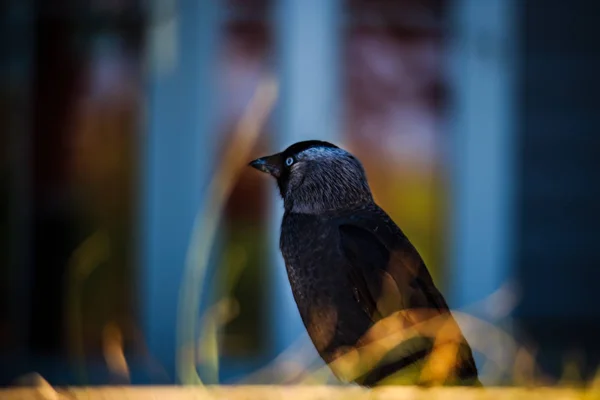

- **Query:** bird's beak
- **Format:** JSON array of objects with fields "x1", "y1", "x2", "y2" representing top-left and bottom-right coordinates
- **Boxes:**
[{"x1": 248, "y1": 154, "x2": 282, "y2": 178}]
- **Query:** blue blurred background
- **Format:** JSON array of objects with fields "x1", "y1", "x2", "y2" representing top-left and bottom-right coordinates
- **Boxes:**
[{"x1": 0, "y1": 0, "x2": 599, "y2": 388}]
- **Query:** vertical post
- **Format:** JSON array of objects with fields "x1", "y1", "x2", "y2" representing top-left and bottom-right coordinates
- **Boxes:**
[
  {"x1": 447, "y1": 1, "x2": 518, "y2": 381},
  {"x1": 141, "y1": 0, "x2": 220, "y2": 382},
  {"x1": 271, "y1": 0, "x2": 342, "y2": 357},
  {"x1": 447, "y1": 0, "x2": 518, "y2": 313},
  {"x1": 3, "y1": 0, "x2": 34, "y2": 356}
]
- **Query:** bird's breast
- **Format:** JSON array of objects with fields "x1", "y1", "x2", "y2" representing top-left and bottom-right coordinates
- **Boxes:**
[
  {"x1": 279, "y1": 212, "x2": 372, "y2": 352},
  {"x1": 280, "y1": 216, "x2": 340, "y2": 304}
]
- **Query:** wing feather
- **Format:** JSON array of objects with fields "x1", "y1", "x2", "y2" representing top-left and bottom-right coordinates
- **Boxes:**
[{"x1": 336, "y1": 207, "x2": 479, "y2": 385}]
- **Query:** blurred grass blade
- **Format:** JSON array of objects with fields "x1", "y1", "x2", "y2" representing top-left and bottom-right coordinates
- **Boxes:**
[{"x1": 176, "y1": 75, "x2": 278, "y2": 386}]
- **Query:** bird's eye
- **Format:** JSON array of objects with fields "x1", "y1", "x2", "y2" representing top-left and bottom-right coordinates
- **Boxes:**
[{"x1": 285, "y1": 157, "x2": 294, "y2": 166}]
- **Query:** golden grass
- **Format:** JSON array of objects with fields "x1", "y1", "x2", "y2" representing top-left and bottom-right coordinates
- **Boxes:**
[{"x1": 1, "y1": 385, "x2": 598, "y2": 400}]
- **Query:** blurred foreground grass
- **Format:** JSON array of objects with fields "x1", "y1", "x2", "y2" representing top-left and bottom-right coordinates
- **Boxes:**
[{"x1": 2, "y1": 385, "x2": 600, "y2": 400}]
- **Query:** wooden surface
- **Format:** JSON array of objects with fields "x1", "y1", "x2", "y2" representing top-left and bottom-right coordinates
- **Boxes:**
[{"x1": 0, "y1": 386, "x2": 596, "y2": 400}]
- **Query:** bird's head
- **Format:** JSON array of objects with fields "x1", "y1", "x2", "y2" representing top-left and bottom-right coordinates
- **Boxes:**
[{"x1": 249, "y1": 140, "x2": 373, "y2": 214}]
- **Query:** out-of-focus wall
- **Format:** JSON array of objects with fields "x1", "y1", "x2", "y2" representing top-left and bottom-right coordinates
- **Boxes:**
[{"x1": 1, "y1": 0, "x2": 599, "y2": 388}]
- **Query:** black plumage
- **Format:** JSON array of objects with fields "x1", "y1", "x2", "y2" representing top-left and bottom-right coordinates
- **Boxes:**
[{"x1": 249, "y1": 140, "x2": 480, "y2": 387}]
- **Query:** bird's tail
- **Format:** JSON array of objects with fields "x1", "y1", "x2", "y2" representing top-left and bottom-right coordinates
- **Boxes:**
[{"x1": 354, "y1": 337, "x2": 480, "y2": 387}]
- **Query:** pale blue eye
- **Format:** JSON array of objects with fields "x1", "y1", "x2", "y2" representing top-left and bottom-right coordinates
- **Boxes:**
[{"x1": 285, "y1": 157, "x2": 294, "y2": 166}]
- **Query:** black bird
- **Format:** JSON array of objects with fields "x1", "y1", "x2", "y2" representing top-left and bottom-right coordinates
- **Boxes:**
[{"x1": 249, "y1": 140, "x2": 480, "y2": 387}]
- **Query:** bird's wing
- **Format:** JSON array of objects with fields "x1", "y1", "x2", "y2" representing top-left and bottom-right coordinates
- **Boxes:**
[
  {"x1": 338, "y1": 213, "x2": 479, "y2": 385},
  {"x1": 338, "y1": 218, "x2": 449, "y2": 324},
  {"x1": 338, "y1": 222, "x2": 390, "y2": 321}
]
